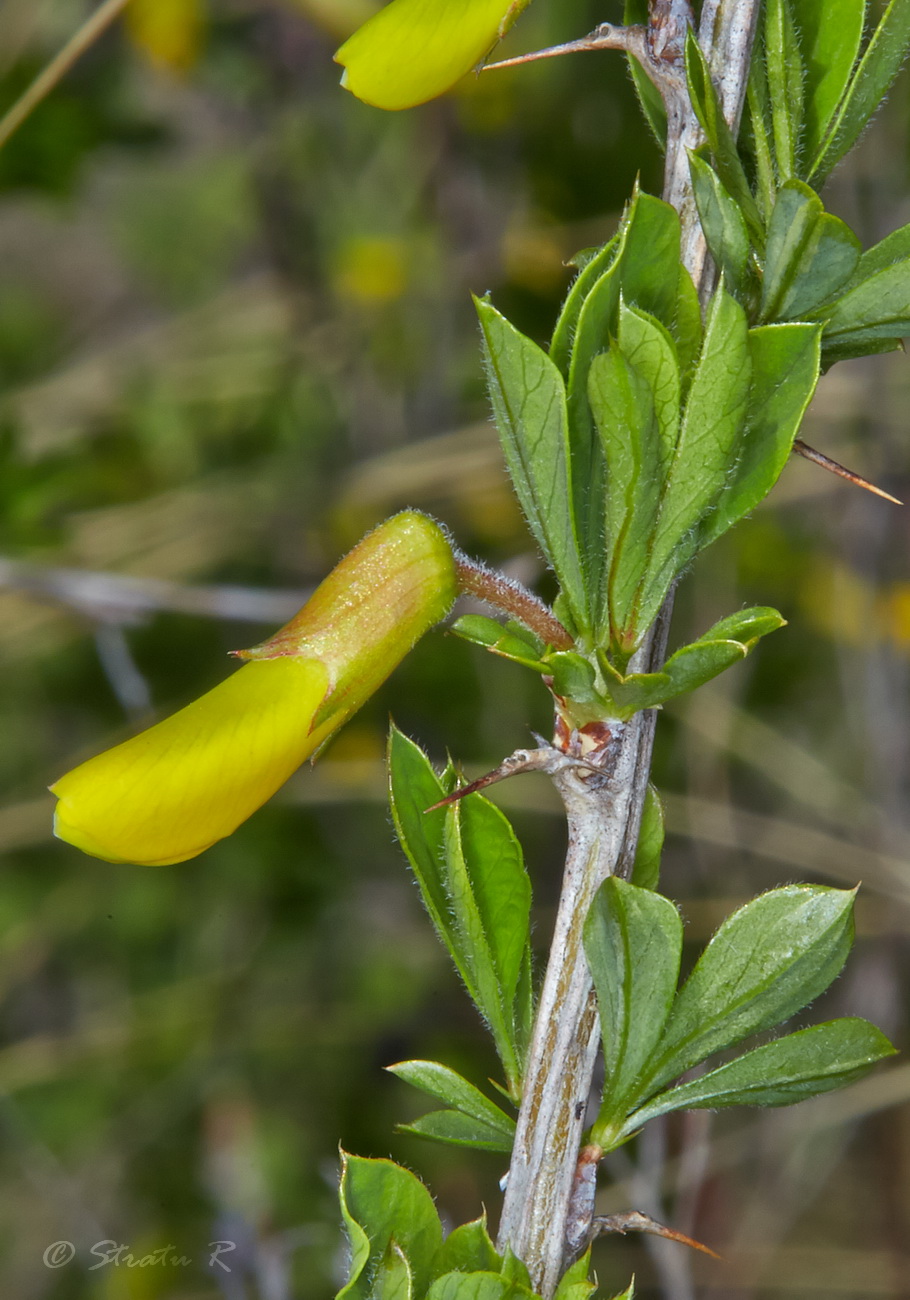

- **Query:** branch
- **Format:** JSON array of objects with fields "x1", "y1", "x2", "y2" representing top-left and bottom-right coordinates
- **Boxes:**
[{"x1": 494, "y1": 3, "x2": 762, "y2": 1293}]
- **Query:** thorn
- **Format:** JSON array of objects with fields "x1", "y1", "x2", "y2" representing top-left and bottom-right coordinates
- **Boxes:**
[
  {"x1": 482, "y1": 40, "x2": 597, "y2": 71},
  {"x1": 481, "y1": 23, "x2": 637, "y2": 73},
  {"x1": 424, "y1": 749, "x2": 545, "y2": 812},
  {"x1": 592, "y1": 1211, "x2": 722, "y2": 1260},
  {"x1": 423, "y1": 745, "x2": 601, "y2": 813},
  {"x1": 793, "y1": 439, "x2": 903, "y2": 505},
  {"x1": 424, "y1": 769, "x2": 508, "y2": 813}
]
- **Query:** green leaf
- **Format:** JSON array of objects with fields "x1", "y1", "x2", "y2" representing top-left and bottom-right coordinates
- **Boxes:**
[
  {"x1": 551, "y1": 238, "x2": 620, "y2": 377},
  {"x1": 624, "y1": 0, "x2": 667, "y2": 144},
  {"x1": 853, "y1": 220, "x2": 910, "y2": 282},
  {"x1": 821, "y1": 335, "x2": 903, "y2": 368},
  {"x1": 631, "y1": 784, "x2": 664, "y2": 891},
  {"x1": 587, "y1": 307, "x2": 679, "y2": 646},
  {"x1": 597, "y1": 657, "x2": 672, "y2": 716},
  {"x1": 563, "y1": 190, "x2": 682, "y2": 609},
  {"x1": 388, "y1": 728, "x2": 533, "y2": 1089},
  {"x1": 765, "y1": 0, "x2": 805, "y2": 179},
  {"x1": 638, "y1": 287, "x2": 751, "y2": 638},
  {"x1": 501, "y1": 1251, "x2": 533, "y2": 1289},
  {"x1": 745, "y1": 37, "x2": 777, "y2": 219},
  {"x1": 642, "y1": 885, "x2": 857, "y2": 1095},
  {"x1": 547, "y1": 651, "x2": 600, "y2": 706},
  {"x1": 370, "y1": 1243, "x2": 412, "y2": 1300},
  {"x1": 449, "y1": 616, "x2": 548, "y2": 671},
  {"x1": 624, "y1": 1019, "x2": 896, "y2": 1132},
  {"x1": 598, "y1": 609, "x2": 784, "y2": 717},
  {"x1": 398, "y1": 1109, "x2": 515, "y2": 1153},
  {"x1": 684, "y1": 32, "x2": 764, "y2": 245},
  {"x1": 689, "y1": 153, "x2": 751, "y2": 296},
  {"x1": 810, "y1": 0, "x2": 910, "y2": 185},
  {"x1": 457, "y1": 794, "x2": 532, "y2": 1014},
  {"x1": 699, "y1": 322, "x2": 821, "y2": 548},
  {"x1": 553, "y1": 1252, "x2": 597, "y2": 1299},
  {"x1": 815, "y1": 257, "x2": 910, "y2": 347},
  {"x1": 476, "y1": 298, "x2": 590, "y2": 633},
  {"x1": 432, "y1": 1217, "x2": 502, "y2": 1278},
  {"x1": 606, "y1": 1288, "x2": 635, "y2": 1300},
  {"x1": 388, "y1": 726, "x2": 462, "y2": 969},
  {"x1": 442, "y1": 792, "x2": 533, "y2": 1086},
  {"x1": 795, "y1": 0, "x2": 865, "y2": 162},
  {"x1": 335, "y1": 0, "x2": 533, "y2": 111},
  {"x1": 428, "y1": 1273, "x2": 536, "y2": 1300},
  {"x1": 760, "y1": 181, "x2": 860, "y2": 322},
  {"x1": 674, "y1": 264, "x2": 703, "y2": 382},
  {"x1": 584, "y1": 879, "x2": 683, "y2": 1129},
  {"x1": 337, "y1": 1152, "x2": 443, "y2": 1300},
  {"x1": 656, "y1": 606, "x2": 785, "y2": 695},
  {"x1": 387, "y1": 1061, "x2": 517, "y2": 1137}
]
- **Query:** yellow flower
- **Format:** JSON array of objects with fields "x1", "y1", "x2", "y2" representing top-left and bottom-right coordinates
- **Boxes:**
[
  {"x1": 52, "y1": 512, "x2": 456, "y2": 865},
  {"x1": 334, "y1": 0, "x2": 532, "y2": 111}
]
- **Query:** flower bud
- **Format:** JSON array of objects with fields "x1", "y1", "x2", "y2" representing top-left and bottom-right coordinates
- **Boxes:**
[{"x1": 51, "y1": 512, "x2": 456, "y2": 865}]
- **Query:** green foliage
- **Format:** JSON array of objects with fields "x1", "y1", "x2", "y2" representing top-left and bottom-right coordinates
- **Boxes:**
[
  {"x1": 765, "y1": 0, "x2": 805, "y2": 181},
  {"x1": 388, "y1": 1060, "x2": 517, "y2": 1153},
  {"x1": 744, "y1": 0, "x2": 910, "y2": 189},
  {"x1": 630, "y1": 785, "x2": 664, "y2": 891},
  {"x1": 627, "y1": 1020, "x2": 897, "y2": 1124},
  {"x1": 387, "y1": 727, "x2": 533, "y2": 1097},
  {"x1": 796, "y1": 0, "x2": 865, "y2": 164},
  {"x1": 689, "y1": 152, "x2": 752, "y2": 298},
  {"x1": 432, "y1": 1217, "x2": 502, "y2": 1276},
  {"x1": 479, "y1": 171, "x2": 826, "y2": 667},
  {"x1": 581, "y1": 881, "x2": 893, "y2": 1151},
  {"x1": 624, "y1": 0, "x2": 667, "y2": 145},
  {"x1": 589, "y1": 275, "x2": 815, "y2": 655},
  {"x1": 644, "y1": 884, "x2": 858, "y2": 1091},
  {"x1": 812, "y1": 252, "x2": 910, "y2": 358},
  {"x1": 584, "y1": 879, "x2": 683, "y2": 1125},
  {"x1": 597, "y1": 609, "x2": 786, "y2": 718},
  {"x1": 552, "y1": 1253, "x2": 598, "y2": 1299},
  {"x1": 427, "y1": 1273, "x2": 535, "y2": 1300},
  {"x1": 760, "y1": 180, "x2": 861, "y2": 321},
  {"x1": 337, "y1": 1151, "x2": 444, "y2": 1300},
  {"x1": 476, "y1": 297, "x2": 590, "y2": 636},
  {"x1": 808, "y1": 0, "x2": 910, "y2": 185},
  {"x1": 685, "y1": 32, "x2": 765, "y2": 244},
  {"x1": 336, "y1": 1164, "x2": 589, "y2": 1300},
  {"x1": 449, "y1": 615, "x2": 548, "y2": 668}
]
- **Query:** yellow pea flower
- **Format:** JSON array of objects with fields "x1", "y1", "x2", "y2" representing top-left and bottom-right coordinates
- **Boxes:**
[
  {"x1": 334, "y1": 0, "x2": 533, "y2": 111},
  {"x1": 52, "y1": 512, "x2": 457, "y2": 866}
]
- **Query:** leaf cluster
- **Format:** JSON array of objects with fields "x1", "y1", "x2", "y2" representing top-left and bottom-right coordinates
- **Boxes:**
[
  {"x1": 388, "y1": 726, "x2": 533, "y2": 1104},
  {"x1": 452, "y1": 606, "x2": 786, "y2": 723},
  {"x1": 337, "y1": 1152, "x2": 600, "y2": 1300},
  {"x1": 475, "y1": 184, "x2": 817, "y2": 707},
  {"x1": 687, "y1": 4, "x2": 910, "y2": 368},
  {"x1": 583, "y1": 878, "x2": 894, "y2": 1150}
]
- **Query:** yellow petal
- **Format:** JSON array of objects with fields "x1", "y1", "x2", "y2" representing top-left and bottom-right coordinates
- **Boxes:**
[
  {"x1": 51, "y1": 511, "x2": 457, "y2": 866},
  {"x1": 334, "y1": 0, "x2": 529, "y2": 111},
  {"x1": 52, "y1": 658, "x2": 331, "y2": 866}
]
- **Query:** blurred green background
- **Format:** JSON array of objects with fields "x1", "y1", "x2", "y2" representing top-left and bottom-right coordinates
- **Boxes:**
[{"x1": 2, "y1": 1, "x2": 910, "y2": 1297}]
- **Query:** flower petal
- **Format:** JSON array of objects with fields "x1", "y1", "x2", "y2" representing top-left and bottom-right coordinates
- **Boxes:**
[
  {"x1": 335, "y1": 0, "x2": 528, "y2": 111},
  {"x1": 51, "y1": 511, "x2": 457, "y2": 866},
  {"x1": 52, "y1": 658, "x2": 331, "y2": 865}
]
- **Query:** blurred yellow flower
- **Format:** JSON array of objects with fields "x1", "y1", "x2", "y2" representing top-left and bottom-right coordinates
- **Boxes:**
[
  {"x1": 335, "y1": 0, "x2": 532, "y2": 111},
  {"x1": 52, "y1": 512, "x2": 456, "y2": 865}
]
